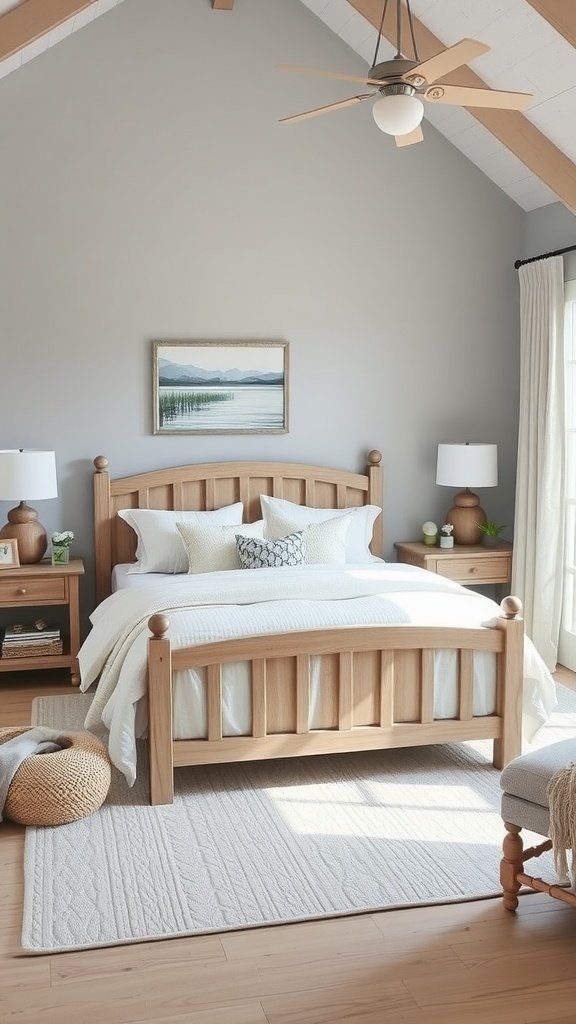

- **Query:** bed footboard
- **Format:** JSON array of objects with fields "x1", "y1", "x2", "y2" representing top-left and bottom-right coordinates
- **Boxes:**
[{"x1": 146, "y1": 598, "x2": 524, "y2": 806}]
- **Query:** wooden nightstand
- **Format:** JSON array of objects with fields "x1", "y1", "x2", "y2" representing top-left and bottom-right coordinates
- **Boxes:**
[
  {"x1": 0, "y1": 558, "x2": 85, "y2": 685},
  {"x1": 394, "y1": 541, "x2": 512, "y2": 587}
]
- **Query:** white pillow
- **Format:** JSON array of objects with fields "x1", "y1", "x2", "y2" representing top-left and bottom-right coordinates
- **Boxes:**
[
  {"x1": 264, "y1": 512, "x2": 351, "y2": 564},
  {"x1": 260, "y1": 495, "x2": 381, "y2": 563},
  {"x1": 236, "y1": 531, "x2": 306, "y2": 569},
  {"x1": 177, "y1": 520, "x2": 264, "y2": 574},
  {"x1": 118, "y1": 503, "x2": 243, "y2": 574}
]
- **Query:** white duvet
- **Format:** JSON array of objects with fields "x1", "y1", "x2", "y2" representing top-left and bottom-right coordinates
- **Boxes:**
[{"x1": 78, "y1": 563, "x2": 558, "y2": 785}]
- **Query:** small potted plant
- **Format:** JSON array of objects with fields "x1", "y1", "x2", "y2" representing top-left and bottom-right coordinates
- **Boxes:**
[
  {"x1": 477, "y1": 520, "x2": 505, "y2": 548},
  {"x1": 51, "y1": 530, "x2": 74, "y2": 565}
]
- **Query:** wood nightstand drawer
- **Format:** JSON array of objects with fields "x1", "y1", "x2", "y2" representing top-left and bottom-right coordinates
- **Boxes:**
[
  {"x1": 0, "y1": 576, "x2": 66, "y2": 605},
  {"x1": 436, "y1": 555, "x2": 510, "y2": 585}
]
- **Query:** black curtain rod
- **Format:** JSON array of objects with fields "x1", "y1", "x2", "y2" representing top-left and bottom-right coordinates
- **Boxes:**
[{"x1": 514, "y1": 243, "x2": 576, "y2": 270}]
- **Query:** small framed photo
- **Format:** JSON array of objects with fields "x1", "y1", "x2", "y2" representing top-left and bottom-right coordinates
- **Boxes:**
[
  {"x1": 152, "y1": 339, "x2": 289, "y2": 435},
  {"x1": 0, "y1": 538, "x2": 20, "y2": 568}
]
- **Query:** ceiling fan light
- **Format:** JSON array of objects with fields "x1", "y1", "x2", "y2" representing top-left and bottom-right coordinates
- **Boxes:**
[{"x1": 372, "y1": 93, "x2": 424, "y2": 136}]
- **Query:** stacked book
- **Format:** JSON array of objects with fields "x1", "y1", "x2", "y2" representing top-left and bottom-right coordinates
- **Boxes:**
[{"x1": 2, "y1": 621, "x2": 63, "y2": 659}]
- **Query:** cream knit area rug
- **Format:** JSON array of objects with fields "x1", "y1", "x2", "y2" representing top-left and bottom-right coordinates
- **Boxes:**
[{"x1": 22, "y1": 686, "x2": 576, "y2": 954}]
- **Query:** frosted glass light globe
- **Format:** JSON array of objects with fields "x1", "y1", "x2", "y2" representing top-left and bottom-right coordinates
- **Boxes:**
[
  {"x1": 422, "y1": 521, "x2": 438, "y2": 536},
  {"x1": 372, "y1": 93, "x2": 424, "y2": 136}
]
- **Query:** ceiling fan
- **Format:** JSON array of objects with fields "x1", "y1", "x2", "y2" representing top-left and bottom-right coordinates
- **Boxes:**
[{"x1": 275, "y1": 0, "x2": 533, "y2": 147}]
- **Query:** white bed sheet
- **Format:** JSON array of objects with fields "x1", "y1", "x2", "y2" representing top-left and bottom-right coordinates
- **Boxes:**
[
  {"x1": 80, "y1": 563, "x2": 558, "y2": 786},
  {"x1": 111, "y1": 564, "x2": 174, "y2": 591}
]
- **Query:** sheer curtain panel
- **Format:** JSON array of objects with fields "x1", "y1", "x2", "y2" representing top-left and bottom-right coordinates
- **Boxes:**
[{"x1": 512, "y1": 255, "x2": 565, "y2": 671}]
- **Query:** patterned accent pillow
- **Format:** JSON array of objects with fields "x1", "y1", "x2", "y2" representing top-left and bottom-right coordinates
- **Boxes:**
[{"x1": 236, "y1": 531, "x2": 306, "y2": 569}]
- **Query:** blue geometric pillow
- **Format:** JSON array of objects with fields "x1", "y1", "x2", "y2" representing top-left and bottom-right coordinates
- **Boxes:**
[{"x1": 236, "y1": 531, "x2": 305, "y2": 568}]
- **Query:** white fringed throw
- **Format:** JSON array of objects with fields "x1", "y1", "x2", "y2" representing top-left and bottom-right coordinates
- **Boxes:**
[{"x1": 546, "y1": 762, "x2": 576, "y2": 883}]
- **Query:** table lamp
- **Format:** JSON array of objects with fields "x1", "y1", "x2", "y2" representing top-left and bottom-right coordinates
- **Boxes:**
[
  {"x1": 0, "y1": 449, "x2": 58, "y2": 563},
  {"x1": 436, "y1": 443, "x2": 498, "y2": 545}
]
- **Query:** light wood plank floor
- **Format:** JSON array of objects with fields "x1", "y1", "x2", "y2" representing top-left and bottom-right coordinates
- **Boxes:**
[{"x1": 1, "y1": 668, "x2": 576, "y2": 1024}]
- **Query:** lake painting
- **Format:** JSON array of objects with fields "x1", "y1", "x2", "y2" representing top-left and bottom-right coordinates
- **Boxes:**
[{"x1": 153, "y1": 341, "x2": 289, "y2": 434}]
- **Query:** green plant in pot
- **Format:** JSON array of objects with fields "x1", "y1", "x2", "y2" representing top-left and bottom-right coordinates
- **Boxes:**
[{"x1": 477, "y1": 520, "x2": 505, "y2": 547}]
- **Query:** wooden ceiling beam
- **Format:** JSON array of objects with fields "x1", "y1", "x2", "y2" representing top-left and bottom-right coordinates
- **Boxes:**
[
  {"x1": 346, "y1": 0, "x2": 576, "y2": 213},
  {"x1": 0, "y1": 0, "x2": 98, "y2": 62},
  {"x1": 525, "y1": 1, "x2": 576, "y2": 48}
]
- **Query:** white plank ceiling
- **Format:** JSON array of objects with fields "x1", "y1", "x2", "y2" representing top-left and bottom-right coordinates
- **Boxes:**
[{"x1": 1, "y1": 0, "x2": 576, "y2": 214}]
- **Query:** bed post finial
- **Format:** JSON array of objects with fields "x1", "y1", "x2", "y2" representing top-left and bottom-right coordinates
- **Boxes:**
[
  {"x1": 149, "y1": 614, "x2": 170, "y2": 639},
  {"x1": 94, "y1": 456, "x2": 109, "y2": 473},
  {"x1": 367, "y1": 449, "x2": 382, "y2": 467},
  {"x1": 500, "y1": 596, "x2": 523, "y2": 620}
]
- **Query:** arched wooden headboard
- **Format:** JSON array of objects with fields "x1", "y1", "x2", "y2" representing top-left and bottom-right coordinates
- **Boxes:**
[{"x1": 93, "y1": 449, "x2": 383, "y2": 603}]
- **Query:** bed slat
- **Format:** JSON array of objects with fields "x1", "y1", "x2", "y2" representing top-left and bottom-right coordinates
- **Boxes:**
[
  {"x1": 296, "y1": 655, "x2": 310, "y2": 734},
  {"x1": 379, "y1": 650, "x2": 395, "y2": 727},
  {"x1": 207, "y1": 665, "x2": 223, "y2": 741},
  {"x1": 173, "y1": 481, "x2": 184, "y2": 510},
  {"x1": 421, "y1": 649, "x2": 435, "y2": 723},
  {"x1": 459, "y1": 649, "x2": 474, "y2": 720},
  {"x1": 338, "y1": 652, "x2": 353, "y2": 731},
  {"x1": 252, "y1": 660, "x2": 267, "y2": 738}
]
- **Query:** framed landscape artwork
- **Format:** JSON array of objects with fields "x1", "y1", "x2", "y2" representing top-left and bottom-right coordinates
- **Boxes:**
[{"x1": 153, "y1": 340, "x2": 289, "y2": 435}]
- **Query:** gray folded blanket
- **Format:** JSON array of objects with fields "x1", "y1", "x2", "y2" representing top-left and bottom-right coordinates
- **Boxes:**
[{"x1": 0, "y1": 727, "x2": 71, "y2": 822}]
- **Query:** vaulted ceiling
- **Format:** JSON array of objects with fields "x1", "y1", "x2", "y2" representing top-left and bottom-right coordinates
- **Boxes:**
[{"x1": 2, "y1": 0, "x2": 576, "y2": 215}]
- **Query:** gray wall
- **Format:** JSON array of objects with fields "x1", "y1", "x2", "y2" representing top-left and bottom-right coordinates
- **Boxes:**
[
  {"x1": 0, "y1": 0, "x2": 527, "y2": 628},
  {"x1": 524, "y1": 203, "x2": 576, "y2": 280}
]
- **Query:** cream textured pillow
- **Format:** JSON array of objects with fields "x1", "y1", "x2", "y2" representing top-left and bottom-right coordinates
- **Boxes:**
[
  {"x1": 264, "y1": 513, "x2": 352, "y2": 564},
  {"x1": 118, "y1": 503, "x2": 244, "y2": 574},
  {"x1": 260, "y1": 495, "x2": 381, "y2": 563},
  {"x1": 176, "y1": 520, "x2": 264, "y2": 574},
  {"x1": 236, "y1": 531, "x2": 306, "y2": 569}
]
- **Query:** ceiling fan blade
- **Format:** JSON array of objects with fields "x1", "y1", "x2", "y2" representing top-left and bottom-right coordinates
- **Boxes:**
[
  {"x1": 279, "y1": 94, "x2": 374, "y2": 125},
  {"x1": 404, "y1": 39, "x2": 490, "y2": 87},
  {"x1": 395, "y1": 125, "x2": 424, "y2": 147},
  {"x1": 275, "y1": 64, "x2": 384, "y2": 87},
  {"x1": 424, "y1": 83, "x2": 533, "y2": 110}
]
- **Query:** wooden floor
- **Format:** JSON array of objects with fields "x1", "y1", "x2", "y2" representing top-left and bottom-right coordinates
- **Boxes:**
[{"x1": 2, "y1": 670, "x2": 576, "y2": 1024}]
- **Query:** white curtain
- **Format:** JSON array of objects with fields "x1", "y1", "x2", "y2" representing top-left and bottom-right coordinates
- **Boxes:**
[{"x1": 512, "y1": 255, "x2": 565, "y2": 670}]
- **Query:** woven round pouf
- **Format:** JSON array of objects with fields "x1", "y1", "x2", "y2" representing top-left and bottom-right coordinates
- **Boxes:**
[{"x1": 0, "y1": 727, "x2": 111, "y2": 826}]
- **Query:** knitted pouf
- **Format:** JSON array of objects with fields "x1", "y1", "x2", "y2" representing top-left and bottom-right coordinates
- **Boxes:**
[{"x1": 0, "y1": 727, "x2": 111, "y2": 826}]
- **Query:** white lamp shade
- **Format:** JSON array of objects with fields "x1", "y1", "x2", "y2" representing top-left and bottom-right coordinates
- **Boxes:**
[
  {"x1": 372, "y1": 93, "x2": 424, "y2": 136},
  {"x1": 0, "y1": 450, "x2": 58, "y2": 501},
  {"x1": 436, "y1": 443, "x2": 498, "y2": 488}
]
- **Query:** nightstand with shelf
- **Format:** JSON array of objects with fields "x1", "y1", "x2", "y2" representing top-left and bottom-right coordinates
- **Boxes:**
[
  {"x1": 394, "y1": 540, "x2": 512, "y2": 587},
  {"x1": 0, "y1": 558, "x2": 85, "y2": 685}
]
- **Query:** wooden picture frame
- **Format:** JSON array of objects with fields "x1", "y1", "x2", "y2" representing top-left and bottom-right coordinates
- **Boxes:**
[
  {"x1": 152, "y1": 340, "x2": 289, "y2": 435},
  {"x1": 0, "y1": 538, "x2": 19, "y2": 568}
]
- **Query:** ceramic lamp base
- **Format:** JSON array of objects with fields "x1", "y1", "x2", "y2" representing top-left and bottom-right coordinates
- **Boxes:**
[
  {"x1": 0, "y1": 503, "x2": 48, "y2": 564},
  {"x1": 445, "y1": 489, "x2": 486, "y2": 545}
]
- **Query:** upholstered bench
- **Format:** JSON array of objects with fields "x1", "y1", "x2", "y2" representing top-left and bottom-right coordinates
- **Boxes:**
[
  {"x1": 500, "y1": 738, "x2": 576, "y2": 911},
  {"x1": 0, "y1": 726, "x2": 111, "y2": 826}
]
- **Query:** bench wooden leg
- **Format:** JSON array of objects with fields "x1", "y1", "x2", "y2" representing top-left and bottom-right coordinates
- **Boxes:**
[{"x1": 500, "y1": 821, "x2": 524, "y2": 911}]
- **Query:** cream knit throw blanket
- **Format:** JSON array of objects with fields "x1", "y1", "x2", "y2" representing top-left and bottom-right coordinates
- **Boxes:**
[{"x1": 546, "y1": 762, "x2": 576, "y2": 883}]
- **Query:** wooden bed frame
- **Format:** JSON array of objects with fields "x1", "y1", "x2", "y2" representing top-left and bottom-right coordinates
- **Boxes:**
[{"x1": 93, "y1": 450, "x2": 524, "y2": 805}]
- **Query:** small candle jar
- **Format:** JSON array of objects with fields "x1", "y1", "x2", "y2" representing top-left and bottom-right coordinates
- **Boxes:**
[
  {"x1": 422, "y1": 521, "x2": 438, "y2": 546},
  {"x1": 440, "y1": 525, "x2": 454, "y2": 548}
]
